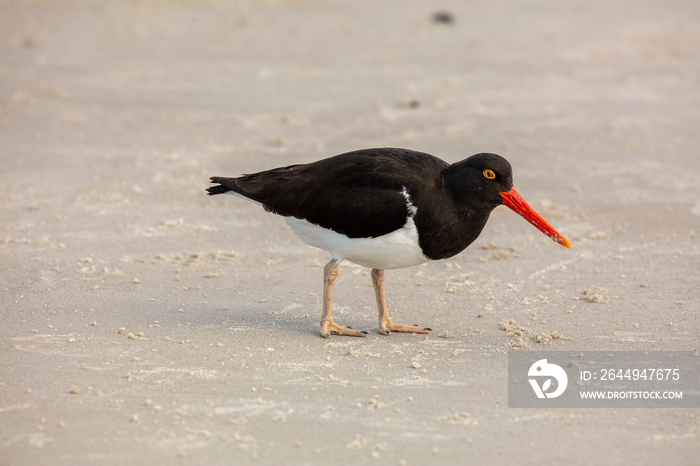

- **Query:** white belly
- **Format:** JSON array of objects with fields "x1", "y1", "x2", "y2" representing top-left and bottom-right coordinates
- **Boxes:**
[{"x1": 284, "y1": 216, "x2": 429, "y2": 269}]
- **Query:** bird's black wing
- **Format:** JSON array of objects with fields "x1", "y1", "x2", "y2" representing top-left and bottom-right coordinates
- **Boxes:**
[{"x1": 208, "y1": 148, "x2": 448, "y2": 238}]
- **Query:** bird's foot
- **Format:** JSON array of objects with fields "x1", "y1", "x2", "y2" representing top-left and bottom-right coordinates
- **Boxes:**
[
  {"x1": 320, "y1": 320, "x2": 368, "y2": 338},
  {"x1": 378, "y1": 319, "x2": 431, "y2": 336}
]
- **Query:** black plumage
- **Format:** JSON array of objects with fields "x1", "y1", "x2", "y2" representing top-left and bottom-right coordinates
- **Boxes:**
[{"x1": 208, "y1": 148, "x2": 513, "y2": 260}]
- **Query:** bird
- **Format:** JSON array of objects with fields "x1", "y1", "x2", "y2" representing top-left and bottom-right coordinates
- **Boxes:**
[{"x1": 207, "y1": 148, "x2": 571, "y2": 338}]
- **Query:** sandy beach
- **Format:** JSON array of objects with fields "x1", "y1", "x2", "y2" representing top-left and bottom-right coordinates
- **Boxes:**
[{"x1": 1, "y1": 1, "x2": 699, "y2": 464}]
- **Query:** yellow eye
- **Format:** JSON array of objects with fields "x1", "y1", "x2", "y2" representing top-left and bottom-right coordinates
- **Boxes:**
[{"x1": 483, "y1": 169, "x2": 496, "y2": 179}]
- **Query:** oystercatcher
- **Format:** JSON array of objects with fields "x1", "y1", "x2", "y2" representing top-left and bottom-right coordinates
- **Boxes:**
[{"x1": 207, "y1": 148, "x2": 570, "y2": 338}]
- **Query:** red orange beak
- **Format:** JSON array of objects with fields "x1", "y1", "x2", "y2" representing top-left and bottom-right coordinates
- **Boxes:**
[{"x1": 499, "y1": 188, "x2": 571, "y2": 248}]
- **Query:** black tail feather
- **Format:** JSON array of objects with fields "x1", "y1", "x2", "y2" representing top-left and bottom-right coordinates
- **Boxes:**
[{"x1": 206, "y1": 178, "x2": 232, "y2": 196}]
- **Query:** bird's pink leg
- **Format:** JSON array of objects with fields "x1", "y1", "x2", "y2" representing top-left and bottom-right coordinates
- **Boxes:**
[
  {"x1": 319, "y1": 259, "x2": 367, "y2": 338},
  {"x1": 372, "y1": 268, "x2": 431, "y2": 336}
]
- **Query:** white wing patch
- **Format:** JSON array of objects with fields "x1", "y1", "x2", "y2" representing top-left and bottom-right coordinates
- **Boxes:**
[{"x1": 401, "y1": 186, "x2": 418, "y2": 217}]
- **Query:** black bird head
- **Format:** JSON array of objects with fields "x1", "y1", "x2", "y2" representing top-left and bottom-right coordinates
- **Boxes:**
[
  {"x1": 443, "y1": 153, "x2": 571, "y2": 248},
  {"x1": 442, "y1": 153, "x2": 513, "y2": 211}
]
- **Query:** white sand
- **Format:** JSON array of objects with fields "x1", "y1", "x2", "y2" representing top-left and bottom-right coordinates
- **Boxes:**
[{"x1": 1, "y1": 1, "x2": 699, "y2": 464}]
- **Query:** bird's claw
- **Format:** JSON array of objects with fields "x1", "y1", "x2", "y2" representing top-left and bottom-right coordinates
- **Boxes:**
[
  {"x1": 378, "y1": 321, "x2": 431, "y2": 335},
  {"x1": 320, "y1": 320, "x2": 367, "y2": 338}
]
